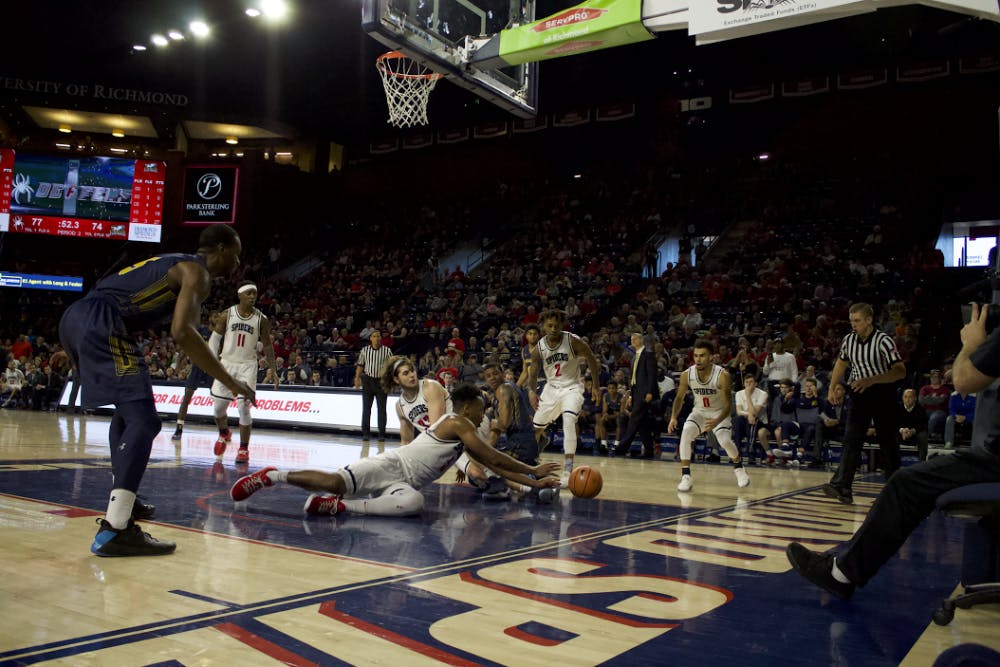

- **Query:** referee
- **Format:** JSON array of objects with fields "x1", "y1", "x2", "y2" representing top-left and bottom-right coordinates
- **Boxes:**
[
  {"x1": 823, "y1": 303, "x2": 906, "y2": 504},
  {"x1": 355, "y1": 330, "x2": 392, "y2": 443}
]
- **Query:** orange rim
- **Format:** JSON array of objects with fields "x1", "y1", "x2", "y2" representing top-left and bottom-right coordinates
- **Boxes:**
[{"x1": 376, "y1": 51, "x2": 444, "y2": 80}]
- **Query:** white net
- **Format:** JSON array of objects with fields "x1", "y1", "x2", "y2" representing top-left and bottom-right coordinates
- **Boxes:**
[{"x1": 376, "y1": 52, "x2": 443, "y2": 128}]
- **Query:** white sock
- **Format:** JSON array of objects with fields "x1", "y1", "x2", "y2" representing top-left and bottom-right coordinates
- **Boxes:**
[
  {"x1": 106, "y1": 489, "x2": 136, "y2": 529},
  {"x1": 564, "y1": 455, "x2": 574, "y2": 474},
  {"x1": 267, "y1": 470, "x2": 288, "y2": 483},
  {"x1": 614, "y1": 440, "x2": 620, "y2": 448},
  {"x1": 176, "y1": 419, "x2": 184, "y2": 427},
  {"x1": 831, "y1": 557, "x2": 851, "y2": 584}
]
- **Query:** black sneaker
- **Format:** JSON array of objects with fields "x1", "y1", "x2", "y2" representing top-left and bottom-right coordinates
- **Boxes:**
[
  {"x1": 171, "y1": 427, "x2": 183, "y2": 441},
  {"x1": 131, "y1": 499, "x2": 156, "y2": 520},
  {"x1": 91, "y1": 519, "x2": 176, "y2": 557},
  {"x1": 821, "y1": 483, "x2": 854, "y2": 504},
  {"x1": 786, "y1": 542, "x2": 855, "y2": 600}
]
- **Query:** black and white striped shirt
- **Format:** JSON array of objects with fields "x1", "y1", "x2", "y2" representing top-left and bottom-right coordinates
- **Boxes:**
[
  {"x1": 356, "y1": 344, "x2": 392, "y2": 379},
  {"x1": 838, "y1": 329, "x2": 902, "y2": 381}
]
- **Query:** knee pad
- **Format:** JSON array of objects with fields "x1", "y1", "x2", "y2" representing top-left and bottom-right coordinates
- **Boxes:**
[
  {"x1": 383, "y1": 482, "x2": 424, "y2": 514},
  {"x1": 237, "y1": 398, "x2": 252, "y2": 426},
  {"x1": 213, "y1": 397, "x2": 229, "y2": 421},
  {"x1": 562, "y1": 413, "x2": 578, "y2": 455}
]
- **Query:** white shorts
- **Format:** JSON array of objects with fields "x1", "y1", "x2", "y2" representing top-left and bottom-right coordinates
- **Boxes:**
[
  {"x1": 210, "y1": 360, "x2": 258, "y2": 400},
  {"x1": 533, "y1": 383, "x2": 585, "y2": 428},
  {"x1": 337, "y1": 450, "x2": 406, "y2": 498},
  {"x1": 685, "y1": 409, "x2": 733, "y2": 434}
]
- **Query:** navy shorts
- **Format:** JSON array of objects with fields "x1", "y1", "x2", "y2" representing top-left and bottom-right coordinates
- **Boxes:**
[
  {"x1": 497, "y1": 431, "x2": 539, "y2": 465},
  {"x1": 184, "y1": 364, "x2": 212, "y2": 390},
  {"x1": 59, "y1": 297, "x2": 152, "y2": 409}
]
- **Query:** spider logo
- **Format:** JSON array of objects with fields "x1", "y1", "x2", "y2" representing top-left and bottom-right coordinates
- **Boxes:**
[{"x1": 12, "y1": 173, "x2": 34, "y2": 205}]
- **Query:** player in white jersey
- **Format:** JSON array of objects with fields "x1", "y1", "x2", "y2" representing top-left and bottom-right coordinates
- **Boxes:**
[
  {"x1": 526, "y1": 309, "x2": 602, "y2": 487},
  {"x1": 380, "y1": 355, "x2": 453, "y2": 443},
  {"x1": 382, "y1": 355, "x2": 549, "y2": 500},
  {"x1": 668, "y1": 339, "x2": 750, "y2": 492},
  {"x1": 230, "y1": 383, "x2": 560, "y2": 517},
  {"x1": 210, "y1": 282, "x2": 277, "y2": 465}
]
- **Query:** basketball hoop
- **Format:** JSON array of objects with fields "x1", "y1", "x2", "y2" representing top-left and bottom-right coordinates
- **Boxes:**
[{"x1": 376, "y1": 51, "x2": 444, "y2": 128}]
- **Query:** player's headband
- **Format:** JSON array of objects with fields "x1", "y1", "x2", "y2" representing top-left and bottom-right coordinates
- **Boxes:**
[
  {"x1": 392, "y1": 358, "x2": 408, "y2": 375},
  {"x1": 237, "y1": 284, "x2": 257, "y2": 295}
]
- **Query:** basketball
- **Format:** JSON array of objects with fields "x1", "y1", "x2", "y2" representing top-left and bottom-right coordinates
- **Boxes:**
[{"x1": 568, "y1": 466, "x2": 603, "y2": 499}]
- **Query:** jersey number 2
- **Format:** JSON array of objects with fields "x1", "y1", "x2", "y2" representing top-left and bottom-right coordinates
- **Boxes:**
[{"x1": 553, "y1": 363, "x2": 562, "y2": 377}]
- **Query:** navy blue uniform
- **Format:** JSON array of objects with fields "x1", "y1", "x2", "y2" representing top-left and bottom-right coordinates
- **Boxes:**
[
  {"x1": 59, "y1": 254, "x2": 202, "y2": 408},
  {"x1": 493, "y1": 381, "x2": 538, "y2": 464}
]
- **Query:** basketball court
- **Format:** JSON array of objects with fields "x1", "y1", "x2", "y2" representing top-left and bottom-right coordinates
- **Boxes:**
[{"x1": 1, "y1": 409, "x2": 997, "y2": 666}]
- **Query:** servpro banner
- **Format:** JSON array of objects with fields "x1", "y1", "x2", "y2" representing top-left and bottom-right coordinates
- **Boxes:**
[
  {"x1": 496, "y1": 0, "x2": 654, "y2": 66},
  {"x1": 61, "y1": 383, "x2": 402, "y2": 434}
]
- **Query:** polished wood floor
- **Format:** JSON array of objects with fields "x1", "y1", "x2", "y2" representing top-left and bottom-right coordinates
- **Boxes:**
[{"x1": 1, "y1": 409, "x2": 998, "y2": 666}]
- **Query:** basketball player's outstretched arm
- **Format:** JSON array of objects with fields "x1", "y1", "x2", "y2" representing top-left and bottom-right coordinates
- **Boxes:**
[
  {"x1": 259, "y1": 314, "x2": 279, "y2": 389},
  {"x1": 667, "y1": 372, "x2": 691, "y2": 434},
  {"x1": 398, "y1": 402, "x2": 416, "y2": 445},
  {"x1": 168, "y1": 261, "x2": 255, "y2": 404},
  {"x1": 571, "y1": 337, "x2": 603, "y2": 403},
  {"x1": 450, "y1": 416, "x2": 560, "y2": 483}
]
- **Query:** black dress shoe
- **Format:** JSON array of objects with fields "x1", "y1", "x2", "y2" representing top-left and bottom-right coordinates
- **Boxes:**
[
  {"x1": 131, "y1": 499, "x2": 156, "y2": 520},
  {"x1": 821, "y1": 483, "x2": 853, "y2": 504},
  {"x1": 786, "y1": 542, "x2": 855, "y2": 600}
]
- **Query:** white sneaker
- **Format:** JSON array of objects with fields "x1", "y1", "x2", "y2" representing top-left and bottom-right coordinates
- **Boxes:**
[
  {"x1": 560, "y1": 472, "x2": 570, "y2": 489},
  {"x1": 772, "y1": 448, "x2": 790, "y2": 458},
  {"x1": 677, "y1": 474, "x2": 693, "y2": 492},
  {"x1": 734, "y1": 466, "x2": 750, "y2": 488}
]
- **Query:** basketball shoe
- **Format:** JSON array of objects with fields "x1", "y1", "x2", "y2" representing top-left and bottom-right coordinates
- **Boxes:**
[
  {"x1": 677, "y1": 474, "x2": 693, "y2": 492},
  {"x1": 235, "y1": 447, "x2": 250, "y2": 465},
  {"x1": 91, "y1": 519, "x2": 176, "y2": 557},
  {"x1": 230, "y1": 466, "x2": 277, "y2": 501},
  {"x1": 171, "y1": 425, "x2": 183, "y2": 441},
  {"x1": 734, "y1": 466, "x2": 751, "y2": 488},
  {"x1": 214, "y1": 429, "x2": 232, "y2": 458},
  {"x1": 304, "y1": 493, "x2": 345, "y2": 515}
]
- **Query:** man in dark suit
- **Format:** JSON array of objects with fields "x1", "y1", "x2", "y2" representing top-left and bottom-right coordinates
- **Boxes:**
[{"x1": 615, "y1": 333, "x2": 661, "y2": 458}]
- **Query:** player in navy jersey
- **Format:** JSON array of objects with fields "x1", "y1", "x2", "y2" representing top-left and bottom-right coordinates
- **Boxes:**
[{"x1": 59, "y1": 224, "x2": 255, "y2": 557}]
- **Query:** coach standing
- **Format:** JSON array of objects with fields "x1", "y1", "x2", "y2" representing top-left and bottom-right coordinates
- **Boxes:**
[
  {"x1": 355, "y1": 330, "x2": 392, "y2": 443},
  {"x1": 823, "y1": 303, "x2": 906, "y2": 503}
]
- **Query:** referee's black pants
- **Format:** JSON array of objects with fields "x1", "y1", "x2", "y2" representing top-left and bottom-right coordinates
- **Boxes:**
[
  {"x1": 830, "y1": 384, "x2": 900, "y2": 492},
  {"x1": 361, "y1": 375, "x2": 387, "y2": 440}
]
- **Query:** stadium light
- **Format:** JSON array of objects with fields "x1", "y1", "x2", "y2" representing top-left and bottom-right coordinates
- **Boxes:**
[
  {"x1": 226, "y1": 136, "x2": 239, "y2": 145},
  {"x1": 151, "y1": 34, "x2": 169, "y2": 47},
  {"x1": 246, "y1": 8, "x2": 262, "y2": 18},
  {"x1": 112, "y1": 129, "x2": 125, "y2": 138},
  {"x1": 58, "y1": 124, "x2": 72, "y2": 133},
  {"x1": 189, "y1": 20, "x2": 210, "y2": 38},
  {"x1": 132, "y1": 44, "x2": 147, "y2": 51},
  {"x1": 168, "y1": 30, "x2": 185, "y2": 41},
  {"x1": 260, "y1": 0, "x2": 289, "y2": 20}
]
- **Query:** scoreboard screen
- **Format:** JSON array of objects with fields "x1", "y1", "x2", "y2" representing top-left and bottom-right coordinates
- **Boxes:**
[{"x1": 0, "y1": 149, "x2": 165, "y2": 242}]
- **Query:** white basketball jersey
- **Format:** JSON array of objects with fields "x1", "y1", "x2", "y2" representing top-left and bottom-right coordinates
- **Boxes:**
[
  {"x1": 220, "y1": 305, "x2": 262, "y2": 363},
  {"x1": 688, "y1": 364, "x2": 726, "y2": 413},
  {"x1": 398, "y1": 379, "x2": 454, "y2": 434},
  {"x1": 539, "y1": 331, "x2": 583, "y2": 389},
  {"x1": 398, "y1": 413, "x2": 465, "y2": 488}
]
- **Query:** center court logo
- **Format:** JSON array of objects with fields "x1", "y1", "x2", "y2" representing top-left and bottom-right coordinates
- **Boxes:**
[{"x1": 196, "y1": 173, "x2": 223, "y2": 200}]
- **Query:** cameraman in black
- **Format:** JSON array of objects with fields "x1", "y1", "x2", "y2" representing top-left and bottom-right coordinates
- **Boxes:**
[{"x1": 787, "y1": 303, "x2": 1000, "y2": 599}]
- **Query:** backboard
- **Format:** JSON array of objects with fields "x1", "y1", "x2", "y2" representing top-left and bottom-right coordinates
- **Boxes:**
[{"x1": 362, "y1": 0, "x2": 539, "y2": 118}]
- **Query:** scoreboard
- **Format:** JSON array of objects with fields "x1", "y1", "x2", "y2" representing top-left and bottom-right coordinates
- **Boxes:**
[{"x1": 0, "y1": 149, "x2": 165, "y2": 242}]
